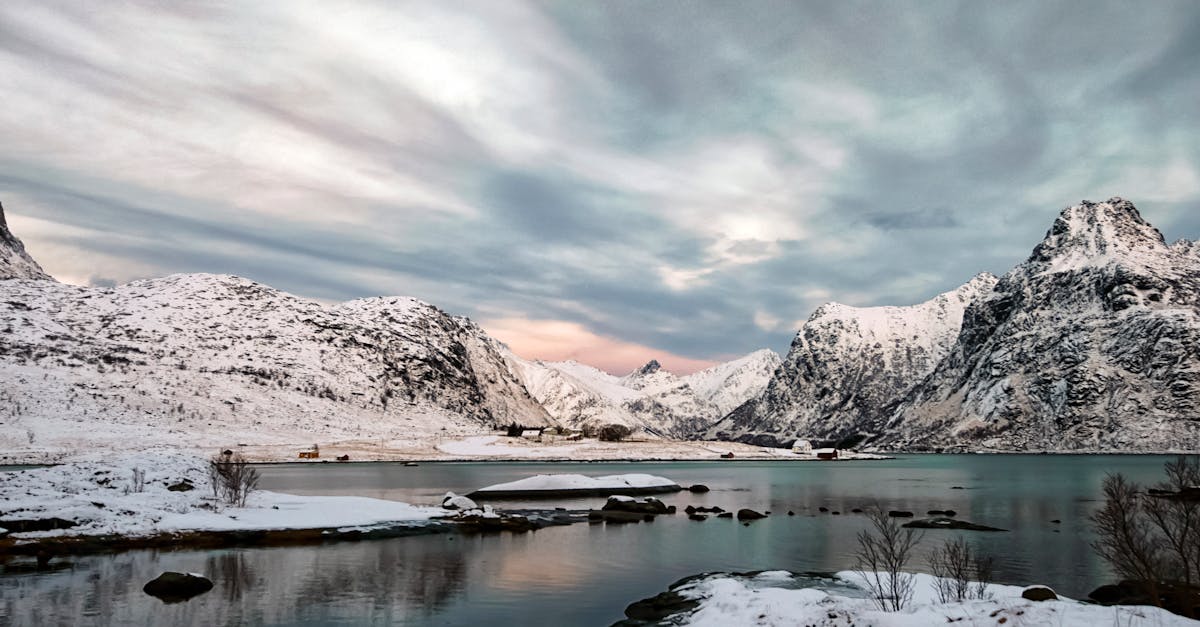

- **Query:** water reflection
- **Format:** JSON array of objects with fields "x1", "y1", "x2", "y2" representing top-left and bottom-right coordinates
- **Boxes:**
[{"x1": 1, "y1": 455, "x2": 1190, "y2": 626}]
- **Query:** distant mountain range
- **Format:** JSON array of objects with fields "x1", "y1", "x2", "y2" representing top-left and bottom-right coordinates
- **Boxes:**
[{"x1": 2, "y1": 197, "x2": 1197, "y2": 454}]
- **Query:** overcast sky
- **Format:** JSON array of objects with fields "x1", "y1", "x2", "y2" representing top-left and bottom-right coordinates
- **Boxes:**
[{"x1": 2, "y1": 1, "x2": 1198, "y2": 374}]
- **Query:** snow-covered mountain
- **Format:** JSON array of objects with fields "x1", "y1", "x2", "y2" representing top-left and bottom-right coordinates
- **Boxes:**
[
  {"x1": 1, "y1": 269, "x2": 554, "y2": 457},
  {"x1": 708, "y1": 274, "x2": 998, "y2": 446},
  {"x1": 885, "y1": 198, "x2": 1200, "y2": 451},
  {"x1": 0, "y1": 202, "x2": 53, "y2": 281},
  {"x1": 512, "y1": 350, "x2": 780, "y2": 438}
]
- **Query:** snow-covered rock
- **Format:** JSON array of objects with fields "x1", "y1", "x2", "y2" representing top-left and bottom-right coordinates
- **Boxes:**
[
  {"x1": 0, "y1": 202, "x2": 53, "y2": 281},
  {"x1": 440, "y1": 492, "x2": 478, "y2": 511},
  {"x1": 468, "y1": 473, "x2": 680, "y2": 497},
  {"x1": 709, "y1": 274, "x2": 997, "y2": 446},
  {"x1": 512, "y1": 350, "x2": 780, "y2": 438},
  {"x1": 886, "y1": 198, "x2": 1200, "y2": 451}
]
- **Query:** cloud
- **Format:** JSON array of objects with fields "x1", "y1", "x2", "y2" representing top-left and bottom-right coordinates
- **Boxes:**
[{"x1": 1, "y1": 0, "x2": 1198, "y2": 373}]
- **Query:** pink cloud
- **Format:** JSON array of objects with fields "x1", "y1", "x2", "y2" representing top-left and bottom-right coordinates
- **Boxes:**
[{"x1": 482, "y1": 317, "x2": 720, "y2": 375}]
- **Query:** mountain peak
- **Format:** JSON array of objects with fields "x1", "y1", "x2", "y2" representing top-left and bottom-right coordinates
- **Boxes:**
[
  {"x1": 0, "y1": 201, "x2": 54, "y2": 281},
  {"x1": 1028, "y1": 197, "x2": 1167, "y2": 269},
  {"x1": 635, "y1": 359, "x2": 662, "y2": 376}
]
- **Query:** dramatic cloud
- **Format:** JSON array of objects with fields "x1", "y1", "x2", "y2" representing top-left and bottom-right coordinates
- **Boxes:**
[{"x1": 1, "y1": 1, "x2": 1198, "y2": 374}]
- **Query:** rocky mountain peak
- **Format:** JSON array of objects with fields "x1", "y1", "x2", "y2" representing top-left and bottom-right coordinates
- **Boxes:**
[
  {"x1": 635, "y1": 359, "x2": 662, "y2": 376},
  {"x1": 1028, "y1": 198, "x2": 1167, "y2": 269},
  {"x1": 0, "y1": 201, "x2": 54, "y2": 281}
]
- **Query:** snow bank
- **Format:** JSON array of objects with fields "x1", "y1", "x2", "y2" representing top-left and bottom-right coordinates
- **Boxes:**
[
  {"x1": 668, "y1": 571, "x2": 1191, "y2": 626},
  {"x1": 470, "y1": 473, "x2": 680, "y2": 497},
  {"x1": 0, "y1": 451, "x2": 441, "y2": 539}
]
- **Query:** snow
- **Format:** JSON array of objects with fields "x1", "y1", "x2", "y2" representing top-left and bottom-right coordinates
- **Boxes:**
[
  {"x1": 473, "y1": 473, "x2": 678, "y2": 493},
  {"x1": 441, "y1": 492, "x2": 478, "y2": 510},
  {"x1": 671, "y1": 570, "x2": 1195, "y2": 627},
  {"x1": 0, "y1": 452, "x2": 442, "y2": 539},
  {"x1": 436, "y1": 435, "x2": 582, "y2": 458}
]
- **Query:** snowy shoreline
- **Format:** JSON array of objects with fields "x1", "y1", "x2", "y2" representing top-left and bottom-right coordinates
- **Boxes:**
[{"x1": 616, "y1": 570, "x2": 1196, "y2": 626}]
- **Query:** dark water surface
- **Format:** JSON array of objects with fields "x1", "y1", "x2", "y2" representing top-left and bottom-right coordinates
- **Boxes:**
[{"x1": 1, "y1": 455, "x2": 1186, "y2": 626}]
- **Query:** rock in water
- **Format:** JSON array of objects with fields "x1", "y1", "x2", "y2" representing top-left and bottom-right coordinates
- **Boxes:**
[
  {"x1": 143, "y1": 572, "x2": 214, "y2": 603},
  {"x1": 736, "y1": 509, "x2": 767, "y2": 520},
  {"x1": 441, "y1": 492, "x2": 478, "y2": 511}
]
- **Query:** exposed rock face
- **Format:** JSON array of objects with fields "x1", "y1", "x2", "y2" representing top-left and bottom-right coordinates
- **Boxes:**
[
  {"x1": 0, "y1": 202, "x2": 53, "y2": 281},
  {"x1": 708, "y1": 275, "x2": 997, "y2": 445},
  {"x1": 512, "y1": 350, "x2": 780, "y2": 438},
  {"x1": 0, "y1": 273, "x2": 554, "y2": 454},
  {"x1": 886, "y1": 198, "x2": 1200, "y2": 451}
]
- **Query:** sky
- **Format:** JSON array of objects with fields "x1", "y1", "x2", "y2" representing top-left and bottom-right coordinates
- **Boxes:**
[{"x1": 1, "y1": 1, "x2": 1199, "y2": 374}]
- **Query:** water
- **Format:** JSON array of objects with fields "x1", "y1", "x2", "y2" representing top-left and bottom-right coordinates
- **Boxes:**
[{"x1": 0, "y1": 455, "x2": 1186, "y2": 626}]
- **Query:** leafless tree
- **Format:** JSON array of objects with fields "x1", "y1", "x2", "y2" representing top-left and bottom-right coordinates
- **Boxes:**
[
  {"x1": 929, "y1": 536, "x2": 995, "y2": 603},
  {"x1": 855, "y1": 508, "x2": 925, "y2": 611},
  {"x1": 209, "y1": 450, "x2": 261, "y2": 507},
  {"x1": 1092, "y1": 456, "x2": 1200, "y2": 618}
]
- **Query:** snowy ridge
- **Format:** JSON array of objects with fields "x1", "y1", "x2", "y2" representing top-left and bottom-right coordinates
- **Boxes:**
[
  {"x1": 709, "y1": 273, "x2": 997, "y2": 446},
  {"x1": 511, "y1": 350, "x2": 780, "y2": 438},
  {"x1": 0, "y1": 272, "x2": 554, "y2": 460},
  {"x1": 0, "y1": 202, "x2": 52, "y2": 281}
]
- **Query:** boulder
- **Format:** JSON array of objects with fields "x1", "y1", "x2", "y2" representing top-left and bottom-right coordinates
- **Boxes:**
[
  {"x1": 441, "y1": 492, "x2": 479, "y2": 511},
  {"x1": 1021, "y1": 586, "x2": 1058, "y2": 602},
  {"x1": 717, "y1": 512, "x2": 733, "y2": 518},
  {"x1": 143, "y1": 572, "x2": 214, "y2": 604},
  {"x1": 688, "y1": 513, "x2": 708, "y2": 521},
  {"x1": 736, "y1": 509, "x2": 767, "y2": 520},
  {"x1": 688, "y1": 484, "x2": 711, "y2": 493},
  {"x1": 166, "y1": 480, "x2": 195, "y2": 492},
  {"x1": 602, "y1": 496, "x2": 668, "y2": 515},
  {"x1": 888, "y1": 510, "x2": 914, "y2": 518}
]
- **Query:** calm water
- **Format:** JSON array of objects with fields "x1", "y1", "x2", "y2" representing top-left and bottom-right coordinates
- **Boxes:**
[{"x1": 0, "y1": 455, "x2": 1188, "y2": 626}]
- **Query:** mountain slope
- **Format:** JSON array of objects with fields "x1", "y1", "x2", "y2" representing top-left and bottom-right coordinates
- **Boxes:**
[
  {"x1": 1, "y1": 273, "x2": 554, "y2": 456},
  {"x1": 0, "y1": 202, "x2": 53, "y2": 281},
  {"x1": 512, "y1": 350, "x2": 780, "y2": 438},
  {"x1": 885, "y1": 198, "x2": 1200, "y2": 451},
  {"x1": 708, "y1": 274, "x2": 998, "y2": 446}
]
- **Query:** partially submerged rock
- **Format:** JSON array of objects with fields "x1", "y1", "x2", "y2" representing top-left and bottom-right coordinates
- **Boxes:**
[
  {"x1": 602, "y1": 496, "x2": 669, "y2": 515},
  {"x1": 902, "y1": 517, "x2": 1006, "y2": 532},
  {"x1": 143, "y1": 572, "x2": 214, "y2": 603},
  {"x1": 736, "y1": 509, "x2": 767, "y2": 520}
]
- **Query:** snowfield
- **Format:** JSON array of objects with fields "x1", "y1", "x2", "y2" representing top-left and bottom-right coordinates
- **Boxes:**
[
  {"x1": 663, "y1": 570, "x2": 1195, "y2": 626},
  {"x1": 0, "y1": 452, "x2": 442, "y2": 540}
]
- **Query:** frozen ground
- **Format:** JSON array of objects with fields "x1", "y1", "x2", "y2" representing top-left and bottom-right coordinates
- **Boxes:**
[
  {"x1": 666, "y1": 570, "x2": 1196, "y2": 626},
  {"x1": 0, "y1": 452, "x2": 443, "y2": 540}
]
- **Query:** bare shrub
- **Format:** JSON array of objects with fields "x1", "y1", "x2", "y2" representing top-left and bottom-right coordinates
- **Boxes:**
[
  {"x1": 1091, "y1": 456, "x2": 1200, "y2": 618},
  {"x1": 854, "y1": 508, "x2": 924, "y2": 611},
  {"x1": 929, "y1": 536, "x2": 995, "y2": 603},
  {"x1": 209, "y1": 451, "x2": 261, "y2": 507},
  {"x1": 124, "y1": 466, "x2": 146, "y2": 495}
]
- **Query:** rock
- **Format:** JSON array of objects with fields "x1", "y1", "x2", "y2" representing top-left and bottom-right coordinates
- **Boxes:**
[
  {"x1": 441, "y1": 492, "x2": 479, "y2": 511},
  {"x1": 166, "y1": 480, "x2": 195, "y2": 492},
  {"x1": 717, "y1": 512, "x2": 733, "y2": 518},
  {"x1": 902, "y1": 517, "x2": 1007, "y2": 532},
  {"x1": 818, "y1": 507, "x2": 829, "y2": 513},
  {"x1": 688, "y1": 484, "x2": 710, "y2": 493},
  {"x1": 736, "y1": 509, "x2": 767, "y2": 520},
  {"x1": 832, "y1": 511, "x2": 840, "y2": 515},
  {"x1": 688, "y1": 513, "x2": 708, "y2": 521},
  {"x1": 588, "y1": 510, "x2": 644, "y2": 524},
  {"x1": 693, "y1": 506, "x2": 724, "y2": 514},
  {"x1": 1021, "y1": 586, "x2": 1058, "y2": 602},
  {"x1": 851, "y1": 508, "x2": 863, "y2": 513},
  {"x1": 943, "y1": 510, "x2": 957, "y2": 517},
  {"x1": 927, "y1": 510, "x2": 946, "y2": 516},
  {"x1": 602, "y1": 496, "x2": 668, "y2": 515},
  {"x1": 684, "y1": 505, "x2": 697, "y2": 515},
  {"x1": 0, "y1": 518, "x2": 77, "y2": 533},
  {"x1": 1050, "y1": 519, "x2": 1061, "y2": 524},
  {"x1": 622, "y1": 590, "x2": 700, "y2": 624},
  {"x1": 404, "y1": 462, "x2": 419, "y2": 467},
  {"x1": 787, "y1": 511, "x2": 795, "y2": 516},
  {"x1": 888, "y1": 510, "x2": 914, "y2": 518},
  {"x1": 143, "y1": 572, "x2": 214, "y2": 603},
  {"x1": 720, "y1": 452, "x2": 735, "y2": 459}
]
